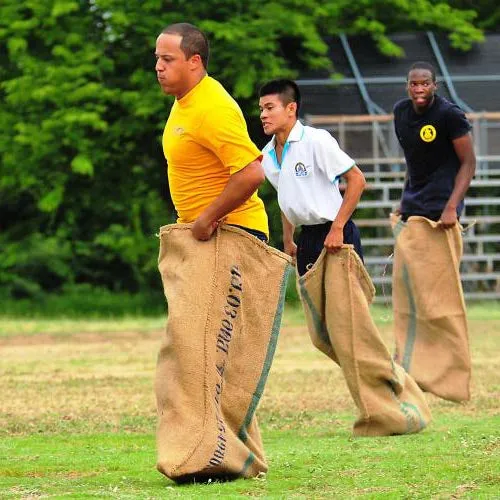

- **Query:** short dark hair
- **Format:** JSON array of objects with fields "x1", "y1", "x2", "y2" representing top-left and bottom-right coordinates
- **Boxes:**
[
  {"x1": 408, "y1": 61, "x2": 436, "y2": 82},
  {"x1": 259, "y1": 79, "x2": 301, "y2": 117},
  {"x1": 162, "y1": 23, "x2": 209, "y2": 69}
]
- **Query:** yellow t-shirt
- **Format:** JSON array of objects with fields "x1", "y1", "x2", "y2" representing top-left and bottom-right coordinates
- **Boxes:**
[{"x1": 162, "y1": 75, "x2": 268, "y2": 236}]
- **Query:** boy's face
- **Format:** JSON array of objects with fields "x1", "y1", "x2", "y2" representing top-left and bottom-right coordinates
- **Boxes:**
[{"x1": 259, "y1": 94, "x2": 296, "y2": 136}]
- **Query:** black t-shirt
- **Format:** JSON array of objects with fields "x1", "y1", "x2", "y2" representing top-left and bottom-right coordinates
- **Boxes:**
[{"x1": 393, "y1": 95, "x2": 471, "y2": 218}]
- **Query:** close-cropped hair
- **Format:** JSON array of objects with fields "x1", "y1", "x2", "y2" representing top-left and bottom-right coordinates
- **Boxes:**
[
  {"x1": 259, "y1": 79, "x2": 301, "y2": 117},
  {"x1": 408, "y1": 61, "x2": 436, "y2": 82},
  {"x1": 162, "y1": 22, "x2": 209, "y2": 69}
]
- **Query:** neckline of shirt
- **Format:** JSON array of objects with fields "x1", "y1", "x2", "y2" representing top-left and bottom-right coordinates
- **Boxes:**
[
  {"x1": 270, "y1": 120, "x2": 305, "y2": 150},
  {"x1": 269, "y1": 121, "x2": 305, "y2": 169},
  {"x1": 176, "y1": 74, "x2": 210, "y2": 108}
]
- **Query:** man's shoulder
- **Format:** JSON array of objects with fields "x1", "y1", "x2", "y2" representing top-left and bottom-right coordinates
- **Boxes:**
[
  {"x1": 204, "y1": 76, "x2": 226, "y2": 92},
  {"x1": 303, "y1": 124, "x2": 324, "y2": 136},
  {"x1": 300, "y1": 124, "x2": 332, "y2": 144},
  {"x1": 435, "y1": 95, "x2": 455, "y2": 110},
  {"x1": 434, "y1": 96, "x2": 471, "y2": 137},
  {"x1": 204, "y1": 76, "x2": 239, "y2": 107},
  {"x1": 434, "y1": 95, "x2": 468, "y2": 117},
  {"x1": 196, "y1": 77, "x2": 246, "y2": 129}
]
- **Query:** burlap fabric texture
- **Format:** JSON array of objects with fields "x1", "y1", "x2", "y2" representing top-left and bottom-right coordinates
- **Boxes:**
[
  {"x1": 298, "y1": 245, "x2": 432, "y2": 437},
  {"x1": 391, "y1": 215, "x2": 471, "y2": 402},
  {"x1": 155, "y1": 224, "x2": 292, "y2": 482}
]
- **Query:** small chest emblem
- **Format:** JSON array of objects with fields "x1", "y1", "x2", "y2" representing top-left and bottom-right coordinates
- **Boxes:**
[
  {"x1": 173, "y1": 126, "x2": 184, "y2": 136},
  {"x1": 420, "y1": 125, "x2": 437, "y2": 143},
  {"x1": 294, "y1": 162, "x2": 308, "y2": 177}
]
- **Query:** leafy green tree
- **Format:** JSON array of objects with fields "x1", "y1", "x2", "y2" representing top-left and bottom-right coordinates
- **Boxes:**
[
  {"x1": 0, "y1": 0, "x2": 487, "y2": 298},
  {"x1": 0, "y1": 0, "x2": 171, "y2": 297},
  {"x1": 449, "y1": 0, "x2": 500, "y2": 30}
]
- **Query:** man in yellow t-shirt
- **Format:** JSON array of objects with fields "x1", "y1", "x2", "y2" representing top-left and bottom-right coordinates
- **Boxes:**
[
  {"x1": 154, "y1": 23, "x2": 286, "y2": 484},
  {"x1": 155, "y1": 22, "x2": 268, "y2": 240}
]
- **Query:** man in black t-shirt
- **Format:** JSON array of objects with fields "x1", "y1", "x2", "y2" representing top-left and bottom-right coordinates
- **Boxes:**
[
  {"x1": 393, "y1": 61, "x2": 476, "y2": 224},
  {"x1": 390, "y1": 62, "x2": 476, "y2": 403}
]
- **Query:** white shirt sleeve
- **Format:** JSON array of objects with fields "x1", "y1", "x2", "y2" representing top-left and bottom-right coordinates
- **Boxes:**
[{"x1": 313, "y1": 130, "x2": 355, "y2": 182}]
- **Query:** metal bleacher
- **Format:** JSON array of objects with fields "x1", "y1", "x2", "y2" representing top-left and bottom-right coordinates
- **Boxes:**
[
  {"x1": 356, "y1": 154, "x2": 500, "y2": 302},
  {"x1": 298, "y1": 32, "x2": 500, "y2": 301}
]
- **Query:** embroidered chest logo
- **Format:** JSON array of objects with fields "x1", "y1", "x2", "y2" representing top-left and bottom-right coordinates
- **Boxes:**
[
  {"x1": 420, "y1": 125, "x2": 437, "y2": 143},
  {"x1": 173, "y1": 126, "x2": 184, "y2": 136},
  {"x1": 294, "y1": 162, "x2": 308, "y2": 177}
]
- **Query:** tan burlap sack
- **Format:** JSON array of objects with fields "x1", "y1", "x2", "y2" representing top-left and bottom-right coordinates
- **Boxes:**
[
  {"x1": 391, "y1": 215, "x2": 471, "y2": 402},
  {"x1": 155, "y1": 224, "x2": 292, "y2": 482},
  {"x1": 298, "y1": 245, "x2": 431, "y2": 437}
]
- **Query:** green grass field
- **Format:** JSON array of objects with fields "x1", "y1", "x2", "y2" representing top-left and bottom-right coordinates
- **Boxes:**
[{"x1": 1, "y1": 303, "x2": 499, "y2": 498}]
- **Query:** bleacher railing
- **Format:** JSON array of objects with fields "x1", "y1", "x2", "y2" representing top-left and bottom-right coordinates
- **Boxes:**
[{"x1": 304, "y1": 113, "x2": 500, "y2": 302}]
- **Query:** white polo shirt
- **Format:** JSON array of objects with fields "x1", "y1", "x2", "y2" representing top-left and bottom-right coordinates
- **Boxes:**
[{"x1": 262, "y1": 120, "x2": 356, "y2": 226}]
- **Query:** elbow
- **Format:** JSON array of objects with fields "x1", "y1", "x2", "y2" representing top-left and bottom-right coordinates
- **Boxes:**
[
  {"x1": 251, "y1": 174, "x2": 265, "y2": 194},
  {"x1": 251, "y1": 161, "x2": 266, "y2": 189},
  {"x1": 256, "y1": 168, "x2": 266, "y2": 187},
  {"x1": 360, "y1": 174, "x2": 367, "y2": 192},
  {"x1": 247, "y1": 169, "x2": 265, "y2": 193},
  {"x1": 463, "y1": 156, "x2": 476, "y2": 178},
  {"x1": 356, "y1": 167, "x2": 367, "y2": 192},
  {"x1": 470, "y1": 158, "x2": 477, "y2": 177}
]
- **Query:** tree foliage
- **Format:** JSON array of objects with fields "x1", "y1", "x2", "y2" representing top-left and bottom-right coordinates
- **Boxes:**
[
  {"x1": 450, "y1": 0, "x2": 500, "y2": 30},
  {"x1": 0, "y1": 0, "x2": 487, "y2": 297}
]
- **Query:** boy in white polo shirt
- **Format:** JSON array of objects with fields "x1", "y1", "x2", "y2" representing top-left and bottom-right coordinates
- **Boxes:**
[
  {"x1": 259, "y1": 79, "x2": 365, "y2": 275},
  {"x1": 258, "y1": 79, "x2": 432, "y2": 437}
]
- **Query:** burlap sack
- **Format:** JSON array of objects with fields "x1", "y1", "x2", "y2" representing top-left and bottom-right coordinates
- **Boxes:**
[
  {"x1": 298, "y1": 245, "x2": 431, "y2": 437},
  {"x1": 391, "y1": 215, "x2": 471, "y2": 402},
  {"x1": 155, "y1": 224, "x2": 292, "y2": 482}
]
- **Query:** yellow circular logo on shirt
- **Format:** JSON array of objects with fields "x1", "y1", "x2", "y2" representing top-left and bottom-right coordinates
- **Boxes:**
[{"x1": 420, "y1": 125, "x2": 437, "y2": 142}]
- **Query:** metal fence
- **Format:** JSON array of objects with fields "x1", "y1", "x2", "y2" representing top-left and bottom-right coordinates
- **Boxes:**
[{"x1": 304, "y1": 113, "x2": 500, "y2": 301}]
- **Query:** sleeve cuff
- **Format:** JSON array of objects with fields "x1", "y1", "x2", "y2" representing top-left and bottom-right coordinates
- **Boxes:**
[{"x1": 333, "y1": 162, "x2": 356, "y2": 182}]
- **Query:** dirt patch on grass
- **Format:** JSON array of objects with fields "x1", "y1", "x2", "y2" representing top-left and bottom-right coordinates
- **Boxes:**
[
  {"x1": 0, "y1": 329, "x2": 162, "y2": 346},
  {"x1": 1, "y1": 317, "x2": 499, "y2": 435}
]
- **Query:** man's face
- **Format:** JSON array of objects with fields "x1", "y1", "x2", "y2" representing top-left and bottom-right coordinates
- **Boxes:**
[
  {"x1": 259, "y1": 94, "x2": 295, "y2": 135},
  {"x1": 407, "y1": 68, "x2": 437, "y2": 112},
  {"x1": 155, "y1": 33, "x2": 192, "y2": 98}
]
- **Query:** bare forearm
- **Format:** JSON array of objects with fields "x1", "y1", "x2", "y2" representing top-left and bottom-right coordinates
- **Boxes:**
[
  {"x1": 332, "y1": 166, "x2": 366, "y2": 229},
  {"x1": 281, "y1": 211, "x2": 295, "y2": 244},
  {"x1": 445, "y1": 161, "x2": 476, "y2": 211},
  {"x1": 446, "y1": 133, "x2": 476, "y2": 211},
  {"x1": 198, "y1": 160, "x2": 264, "y2": 225},
  {"x1": 323, "y1": 166, "x2": 365, "y2": 252},
  {"x1": 280, "y1": 211, "x2": 297, "y2": 257}
]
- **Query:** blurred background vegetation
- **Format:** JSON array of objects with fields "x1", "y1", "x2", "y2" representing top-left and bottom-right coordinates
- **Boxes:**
[{"x1": 0, "y1": 0, "x2": 495, "y2": 315}]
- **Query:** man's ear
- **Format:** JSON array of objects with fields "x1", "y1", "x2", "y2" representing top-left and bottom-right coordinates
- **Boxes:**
[
  {"x1": 288, "y1": 101, "x2": 297, "y2": 116},
  {"x1": 189, "y1": 53, "x2": 203, "y2": 70}
]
